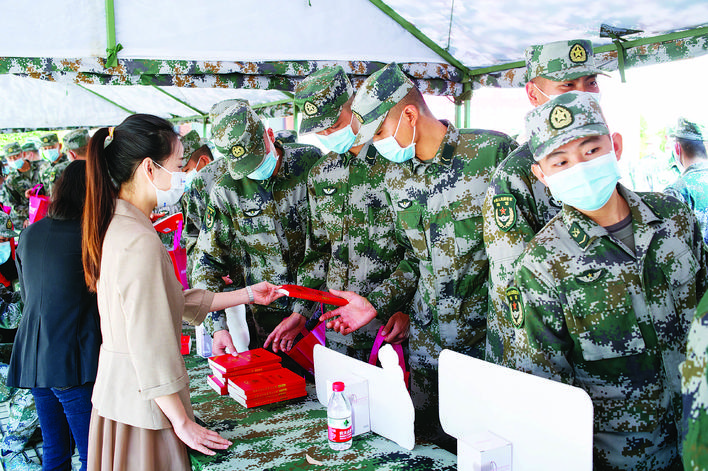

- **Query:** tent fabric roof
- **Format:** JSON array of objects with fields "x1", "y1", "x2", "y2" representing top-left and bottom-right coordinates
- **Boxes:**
[{"x1": 0, "y1": 0, "x2": 707, "y2": 129}]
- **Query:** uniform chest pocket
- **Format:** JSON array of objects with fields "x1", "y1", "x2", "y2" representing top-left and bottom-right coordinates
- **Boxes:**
[
  {"x1": 563, "y1": 278, "x2": 646, "y2": 362},
  {"x1": 315, "y1": 191, "x2": 345, "y2": 238},
  {"x1": 658, "y1": 249, "x2": 699, "y2": 313},
  {"x1": 397, "y1": 207, "x2": 429, "y2": 261},
  {"x1": 452, "y1": 207, "x2": 482, "y2": 257},
  {"x1": 239, "y1": 215, "x2": 280, "y2": 257}
]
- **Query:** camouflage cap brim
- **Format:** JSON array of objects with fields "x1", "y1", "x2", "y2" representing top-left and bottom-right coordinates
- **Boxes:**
[
  {"x1": 227, "y1": 142, "x2": 267, "y2": 180},
  {"x1": 352, "y1": 113, "x2": 386, "y2": 147},
  {"x1": 534, "y1": 124, "x2": 609, "y2": 161},
  {"x1": 538, "y1": 66, "x2": 609, "y2": 82},
  {"x1": 299, "y1": 114, "x2": 337, "y2": 135}
]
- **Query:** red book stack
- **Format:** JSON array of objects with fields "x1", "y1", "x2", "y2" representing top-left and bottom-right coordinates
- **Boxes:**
[
  {"x1": 207, "y1": 348, "x2": 282, "y2": 395},
  {"x1": 227, "y1": 367, "x2": 307, "y2": 408}
]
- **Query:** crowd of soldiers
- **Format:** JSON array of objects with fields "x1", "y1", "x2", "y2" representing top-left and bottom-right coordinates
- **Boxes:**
[{"x1": 0, "y1": 38, "x2": 706, "y2": 471}]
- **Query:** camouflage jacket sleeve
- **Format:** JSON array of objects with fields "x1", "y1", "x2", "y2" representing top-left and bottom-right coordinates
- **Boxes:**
[
  {"x1": 0, "y1": 285, "x2": 22, "y2": 330},
  {"x1": 191, "y1": 191, "x2": 243, "y2": 335},
  {"x1": 514, "y1": 259, "x2": 575, "y2": 385},
  {"x1": 182, "y1": 184, "x2": 204, "y2": 279},
  {"x1": 680, "y1": 298, "x2": 708, "y2": 471},
  {"x1": 293, "y1": 174, "x2": 330, "y2": 315}
]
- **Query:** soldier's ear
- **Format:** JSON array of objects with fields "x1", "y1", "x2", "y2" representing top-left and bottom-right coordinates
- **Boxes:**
[
  {"x1": 526, "y1": 81, "x2": 542, "y2": 107},
  {"x1": 611, "y1": 132, "x2": 623, "y2": 161},
  {"x1": 531, "y1": 163, "x2": 548, "y2": 187}
]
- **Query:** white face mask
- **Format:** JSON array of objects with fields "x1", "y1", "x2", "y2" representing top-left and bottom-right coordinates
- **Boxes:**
[{"x1": 145, "y1": 161, "x2": 187, "y2": 209}]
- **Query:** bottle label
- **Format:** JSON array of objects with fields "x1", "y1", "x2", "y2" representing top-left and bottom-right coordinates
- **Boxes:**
[{"x1": 328, "y1": 417, "x2": 352, "y2": 442}]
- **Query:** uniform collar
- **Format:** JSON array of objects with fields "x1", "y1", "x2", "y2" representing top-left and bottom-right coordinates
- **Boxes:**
[
  {"x1": 560, "y1": 184, "x2": 661, "y2": 251},
  {"x1": 115, "y1": 198, "x2": 154, "y2": 231},
  {"x1": 683, "y1": 160, "x2": 708, "y2": 175},
  {"x1": 410, "y1": 120, "x2": 458, "y2": 173}
]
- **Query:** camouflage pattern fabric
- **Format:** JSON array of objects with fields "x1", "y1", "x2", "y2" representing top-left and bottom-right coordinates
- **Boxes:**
[
  {"x1": 680, "y1": 292, "x2": 708, "y2": 471},
  {"x1": 483, "y1": 141, "x2": 562, "y2": 367},
  {"x1": 0, "y1": 161, "x2": 46, "y2": 228},
  {"x1": 37, "y1": 154, "x2": 69, "y2": 197},
  {"x1": 664, "y1": 161, "x2": 708, "y2": 244},
  {"x1": 383, "y1": 123, "x2": 516, "y2": 443},
  {"x1": 192, "y1": 142, "x2": 322, "y2": 344},
  {"x1": 294, "y1": 65, "x2": 353, "y2": 135},
  {"x1": 524, "y1": 39, "x2": 605, "y2": 81},
  {"x1": 516, "y1": 186, "x2": 707, "y2": 470},
  {"x1": 211, "y1": 102, "x2": 269, "y2": 180},
  {"x1": 670, "y1": 117, "x2": 705, "y2": 141},
  {"x1": 294, "y1": 143, "x2": 416, "y2": 355},
  {"x1": 62, "y1": 128, "x2": 89, "y2": 150},
  {"x1": 180, "y1": 130, "x2": 203, "y2": 166},
  {"x1": 182, "y1": 157, "x2": 230, "y2": 281}
]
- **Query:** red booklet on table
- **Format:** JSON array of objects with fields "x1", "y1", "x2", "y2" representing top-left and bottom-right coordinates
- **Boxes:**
[
  {"x1": 276, "y1": 285, "x2": 348, "y2": 307},
  {"x1": 209, "y1": 362, "x2": 281, "y2": 382},
  {"x1": 227, "y1": 367, "x2": 306, "y2": 398},
  {"x1": 229, "y1": 388, "x2": 307, "y2": 408},
  {"x1": 208, "y1": 348, "x2": 281, "y2": 375}
]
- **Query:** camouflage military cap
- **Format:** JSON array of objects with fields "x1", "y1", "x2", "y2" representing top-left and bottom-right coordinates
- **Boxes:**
[
  {"x1": 3, "y1": 142, "x2": 21, "y2": 157},
  {"x1": 526, "y1": 91, "x2": 609, "y2": 161},
  {"x1": 180, "y1": 130, "x2": 203, "y2": 163},
  {"x1": 525, "y1": 39, "x2": 607, "y2": 82},
  {"x1": 274, "y1": 129, "x2": 297, "y2": 145},
  {"x1": 211, "y1": 102, "x2": 266, "y2": 180},
  {"x1": 671, "y1": 117, "x2": 705, "y2": 141},
  {"x1": 0, "y1": 212, "x2": 20, "y2": 238},
  {"x1": 351, "y1": 62, "x2": 415, "y2": 146},
  {"x1": 295, "y1": 66, "x2": 353, "y2": 135},
  {"x1": 63, "y1": 128, "x2": 90, "y2": 150},
  {"x1": 21, "y1": 141, "x2": 38, "y2": 152},
  {"x1": 39, "y1": 133, "x2": 59, "y2": 147},
  {"x1": 209, "y1": 98, "x2": 250, "y2": 124}
]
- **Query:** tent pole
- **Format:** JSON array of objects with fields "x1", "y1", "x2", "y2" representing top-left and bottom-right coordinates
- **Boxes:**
[
  {"x1": 293, "y1": 102, "x2": 299, "y2": 134},
  {"x1": 104, "y1": 0, "x2": 122, "y2": 68},
  {"x1": 151, "y1": 86, "x2": 206, "y2": 117},
  {"x1": 454, "y1": 99, "x2": 463, "y2": 128},
  {"x1": 76, "y1": 84, "x2": 135, "y2": 115}
]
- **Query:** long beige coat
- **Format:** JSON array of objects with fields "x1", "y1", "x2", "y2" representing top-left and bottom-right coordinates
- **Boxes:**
[{"x1": 91, "y1": 199, "x2": 214, "y2": 429}]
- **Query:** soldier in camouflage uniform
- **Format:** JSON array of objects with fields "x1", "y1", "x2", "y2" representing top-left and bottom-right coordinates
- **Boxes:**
[
  {"x1": 327, "y1": 63, "x2": 515, "y2": 448},
  {"x1": 680, "y1": 292, "x2": 708, "y2": 471},
  {"x1": 483, "y1": 39, "x2": 607, "y2": 368},
  {"x1": 192, "y1": 102, "x2": 322, "y2": 354},
  {"x1": 37, "y1": 133, "x2": 69, "y2": 197},
  {"x1": 515, "y1": 91, "x2": 707, "y2": 470},
  {"x1": 663, "y1": 117, "x2": 708, "y2": 243},
  {"x1": 183, "y1": 100, "x2": 248, "y2": 282},
  {"x1": 275, "y1": 66, "x2": 414, "y2": 358},
  {"x1": 19, "y1": 142, "x2": 38, "y2": 163},
  {"x1": 0, "y1": 213, "x2": 40, "y2": 471},
  {"x1": 62, "y1": 128, "x2": 90, "y2": 161},
  {"x1": 0, "y1": 142, "x2": 45, "y2": 229}
]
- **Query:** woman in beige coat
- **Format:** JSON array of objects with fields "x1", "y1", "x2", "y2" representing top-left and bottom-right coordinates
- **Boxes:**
[{"x1": 82, "y1": 114, "x2": 283, "y2": 470}]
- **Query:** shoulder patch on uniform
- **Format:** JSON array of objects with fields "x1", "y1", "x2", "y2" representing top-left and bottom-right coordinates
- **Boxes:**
[
  {"x1": 398, "y1": 199, "x2": 412, "y2": 210},
  {"x1": 440, "y1": 143, "x2": 454, "y2": 164},
  {"x1": 322, "y1": 185, "x2": 336, "y2": 196},
  {"x1": 575, "y1": 268, "x2": 605, "y2": 284},
  {"x1": 243, "y1": 208, "x2": 262, "y2": 217},
  {"x1": 205, "y1": 204, "x2": 216, "y2": 231},
  {"x1": 303, "y1": 101, "x2": 318, "y2": 116},
  {"x1": 569, "y1": 43, "x2": 588, "y2": 63},
  {"x1": 568, "y1": 222, "x2": 591, "y2": 249},
  {"x1": 492, "y1": 194, "x2": 517, "y2": 232},
  {"x1": 506, "y1": 287, "x2": 524, "y2": 328},
  {"x1": 549, "y1": 105, "x2": 573, "y2": 130},
  {"x1": 365, "y1": 144, "x2": 377, "y2": 165}
]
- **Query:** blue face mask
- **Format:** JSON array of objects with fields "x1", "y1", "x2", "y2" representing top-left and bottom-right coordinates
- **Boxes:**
[
  {"x1": 184, "y1": 169, "x2": 198, "y2": 191},
  {"x1": 41, "y1": 147, "x2": 60, "y2": 163},
  {"x1": 247, "y1": 149, "x2": 279, "y2": 180},
  {"x1": 0, "y1": 242, "x2": 11, "y2": 265},
  {"x1": 543, "y1": 149, "x2": 620, "y2": 212},
  {"x1": 373, "y1": 113, "x2": 416, "y2": 163},
  {"x1": 316, "y1": 115, "x2": 357, "y2": 154},
  {"x1": 9, "y1": 159, "x2": 24, "y2": 172}
]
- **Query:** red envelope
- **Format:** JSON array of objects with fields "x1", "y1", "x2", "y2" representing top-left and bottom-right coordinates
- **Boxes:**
[{"x1": 276, "y1": 285, "x2": 348, "y2": 306}]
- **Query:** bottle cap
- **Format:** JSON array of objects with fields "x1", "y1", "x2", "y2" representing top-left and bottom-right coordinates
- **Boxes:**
[{"x1": 332, "y1": 381, "x2": 345, "y2": 392}]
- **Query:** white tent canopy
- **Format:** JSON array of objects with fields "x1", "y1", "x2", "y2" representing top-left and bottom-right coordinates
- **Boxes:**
[{"x1": 0, "y1": 0, "x2": 706, "y2": 130}]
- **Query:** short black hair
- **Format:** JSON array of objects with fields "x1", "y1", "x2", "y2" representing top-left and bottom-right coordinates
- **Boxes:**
[
  {"x1": 48, "y1": 160, "x2": 86, "y2": 220},
  {"x1": 678, "y1": 138, "x2": 707, "y2": 159}
]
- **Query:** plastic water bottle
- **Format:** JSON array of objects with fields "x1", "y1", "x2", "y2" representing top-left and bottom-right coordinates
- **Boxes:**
[{"x1": 327, "y1": 381, "x2": 353, "y2": 450}]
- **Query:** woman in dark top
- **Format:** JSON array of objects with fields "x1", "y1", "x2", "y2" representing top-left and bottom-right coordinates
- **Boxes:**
[{"x1": 8, "y1": 160, "x2": 99, "y2": 471}]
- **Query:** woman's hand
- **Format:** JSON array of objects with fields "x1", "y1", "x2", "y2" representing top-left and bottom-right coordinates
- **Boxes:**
[
  {"x1": 172, "y1": 417, "x2": 232, "y2": 456},
  {"x1": 250, "y1": 281, "x2": 285, "y2": 306}
]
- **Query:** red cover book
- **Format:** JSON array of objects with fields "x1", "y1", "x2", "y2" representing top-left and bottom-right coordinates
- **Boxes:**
[
  {"x1": 227, "y1": 367, "x2": 306, "y2": 397},
  {"x1": 207, "y1": 374, "x2": 228, "y2": 396},
  {"x1": 209, "y1": 362, "x2": 281, "y2": 382},
  {"x1": 229, "y1": 388, "x2": 307, "y2": 408},
  {"x1": 208, "y1": 348, "x2": 281, "y2": 375},
  {"x1": 227, "y1": 380, "x2": 306, "y2": 401}
]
